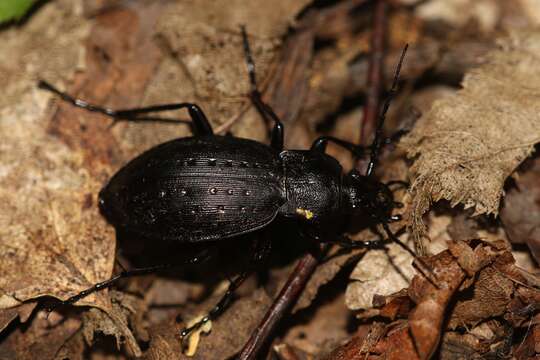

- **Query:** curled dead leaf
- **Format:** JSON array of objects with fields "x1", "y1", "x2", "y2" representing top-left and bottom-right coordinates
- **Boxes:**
[{"x1": 402, "y1": 30, "x2": 540, "y2": 242}]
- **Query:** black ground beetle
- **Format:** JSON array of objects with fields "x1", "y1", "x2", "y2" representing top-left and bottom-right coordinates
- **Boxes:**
[{"x1": 40, "y1": 27, "x2": 410, "y2": 341}]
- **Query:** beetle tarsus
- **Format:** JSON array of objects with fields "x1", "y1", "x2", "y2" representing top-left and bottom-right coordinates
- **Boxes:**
[{"x1": 180, "y1": 271, "x2": 250, "y2": 341}]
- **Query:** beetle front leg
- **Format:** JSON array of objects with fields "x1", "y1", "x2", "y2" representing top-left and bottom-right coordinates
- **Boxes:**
[
  {"x1": 38, "y1": 81, "x2": 214, "y2": 136},
  {"x1": 310, "y1": 135, "x2": 406, "y2": 158}
]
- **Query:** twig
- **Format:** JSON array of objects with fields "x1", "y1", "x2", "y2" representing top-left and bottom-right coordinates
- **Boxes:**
[{"x1": 237, "y1": 245, "x2": 328, "y2": 360}]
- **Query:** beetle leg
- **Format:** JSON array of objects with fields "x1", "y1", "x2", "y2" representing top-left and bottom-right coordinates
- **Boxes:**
[
  {"x1": 329, "y1": 235, "x2": 386, "y2": 249},
  {"x1": 45, "y1": 251, "x2": 210, "y2": 313},
  {"x1": 310, "y1": 136, "x2": 369, "y2": 157},
  {"x1": 180, "y1": 271, "x2": 250, "y2": 340},
  {"x1": 310, "y1": 134, "x2": 408, "y2": 158},
  {"x1": 180, "y1": 237, "x2": 271, "y2": 341},
  {"x1": 37, "y1": 81, "x2": 214, "y2": 136},
  {"x1": 240, "y1": 26, "x2": 284, "y2": 151}
]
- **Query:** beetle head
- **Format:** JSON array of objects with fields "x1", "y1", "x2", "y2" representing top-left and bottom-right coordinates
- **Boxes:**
[{"x1": 344, "y1": 170, "x2": 395, "y2": 223}]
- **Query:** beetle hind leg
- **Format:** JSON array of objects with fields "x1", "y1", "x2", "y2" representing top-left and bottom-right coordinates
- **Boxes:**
[
  {"x1": 38, "y1": 81, "x2": 214, "y2": 136},
  {"x1": 45, "y1": 251, "x2": 210, "y2": 314}
]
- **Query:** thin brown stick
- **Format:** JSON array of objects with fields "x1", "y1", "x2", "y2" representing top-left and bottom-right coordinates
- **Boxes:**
[
  {"x1": 237, "y1": 245, "x2": 328, "y2": 360},
  {"x1": 357, "y1": 0, "x2": 387, "y2": 173}
]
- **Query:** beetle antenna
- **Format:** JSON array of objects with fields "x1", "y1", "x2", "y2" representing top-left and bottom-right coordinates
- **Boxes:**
[
  {"x1": 365, "y1": 44, "x2": 408, "y2": 177},
  {"x1": 381, "y1": 223, "x2": 439, "y2": 287}
]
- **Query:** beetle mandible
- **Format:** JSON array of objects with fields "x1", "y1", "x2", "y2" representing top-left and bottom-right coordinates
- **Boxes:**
[{"x1": 40, "y1": 27, "x2": 409, "y2": 340}]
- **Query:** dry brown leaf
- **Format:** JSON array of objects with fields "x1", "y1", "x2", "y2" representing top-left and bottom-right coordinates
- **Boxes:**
[
  {"x1": 407, "y1": 248, "x2": 467, "y2": 360},
  {"x1": 370, "y1": 323, "x2": 421, "y2": 360},
  {"x1": 0, "y1": 303, "x2": 36, "y2": 333},
  {"x1": 500, "y1": 155, "x2": 540, "y2": 264},
  {"x1": 0, "y1": 0, "x2": 118, "y2": 314},
  {"x1": 446, "y1": 240, "x2": 496, "y2": 276},
  {"x1": 440, "y1": 328, "x2": 494, "y2": 360},
  {"x1": 81, "y1": 291, "x2": 146, "y2": 357},
  {"x1": 513, "y1": 314, "x2": 540, "y2": 359},
  {"x1": 406, "y1": 240, "x2": 507, "y2": 359},
  {"x1": 0, "y1": 311, "x2": 81, "y2": 360},
  {"x1": 284, "y1": 293, "x2": 350, "y2": 356},
  {"x1": 320, "y1": 322, "x2": 386, "y2": 360},
  {"x1": 53, "y1": 331, "x2": 86, "y2": 360},
  {"x1": 375, "y1": 289, "x2": 412, "y2": 321},
  {"x1": 345, "y1": 240, "x2": 416, "y2": 311},
  {"x1": 402, "y1": 30, "x2": 540, "y2": 242},
  {"x1": 448, "y1": 266, "x2": 514, "y2": 329},
  {"x1": 446, "y1": 211, "x2": 479, "y2": 241}
]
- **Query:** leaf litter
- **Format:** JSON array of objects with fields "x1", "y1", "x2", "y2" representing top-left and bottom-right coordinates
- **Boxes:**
[{"x1": 1, "y1": 0, "x2": 540, "y2": 359}]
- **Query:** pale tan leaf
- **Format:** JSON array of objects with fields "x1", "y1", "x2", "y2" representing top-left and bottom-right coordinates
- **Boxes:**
[{"x1": 401, "y1": 30, "x2": 540, "y2": 241}]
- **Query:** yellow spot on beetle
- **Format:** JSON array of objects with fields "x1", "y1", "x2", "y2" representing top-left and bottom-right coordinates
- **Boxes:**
[{"x1": 296, "y1": 208, "x2": 314, "y2": 220}]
